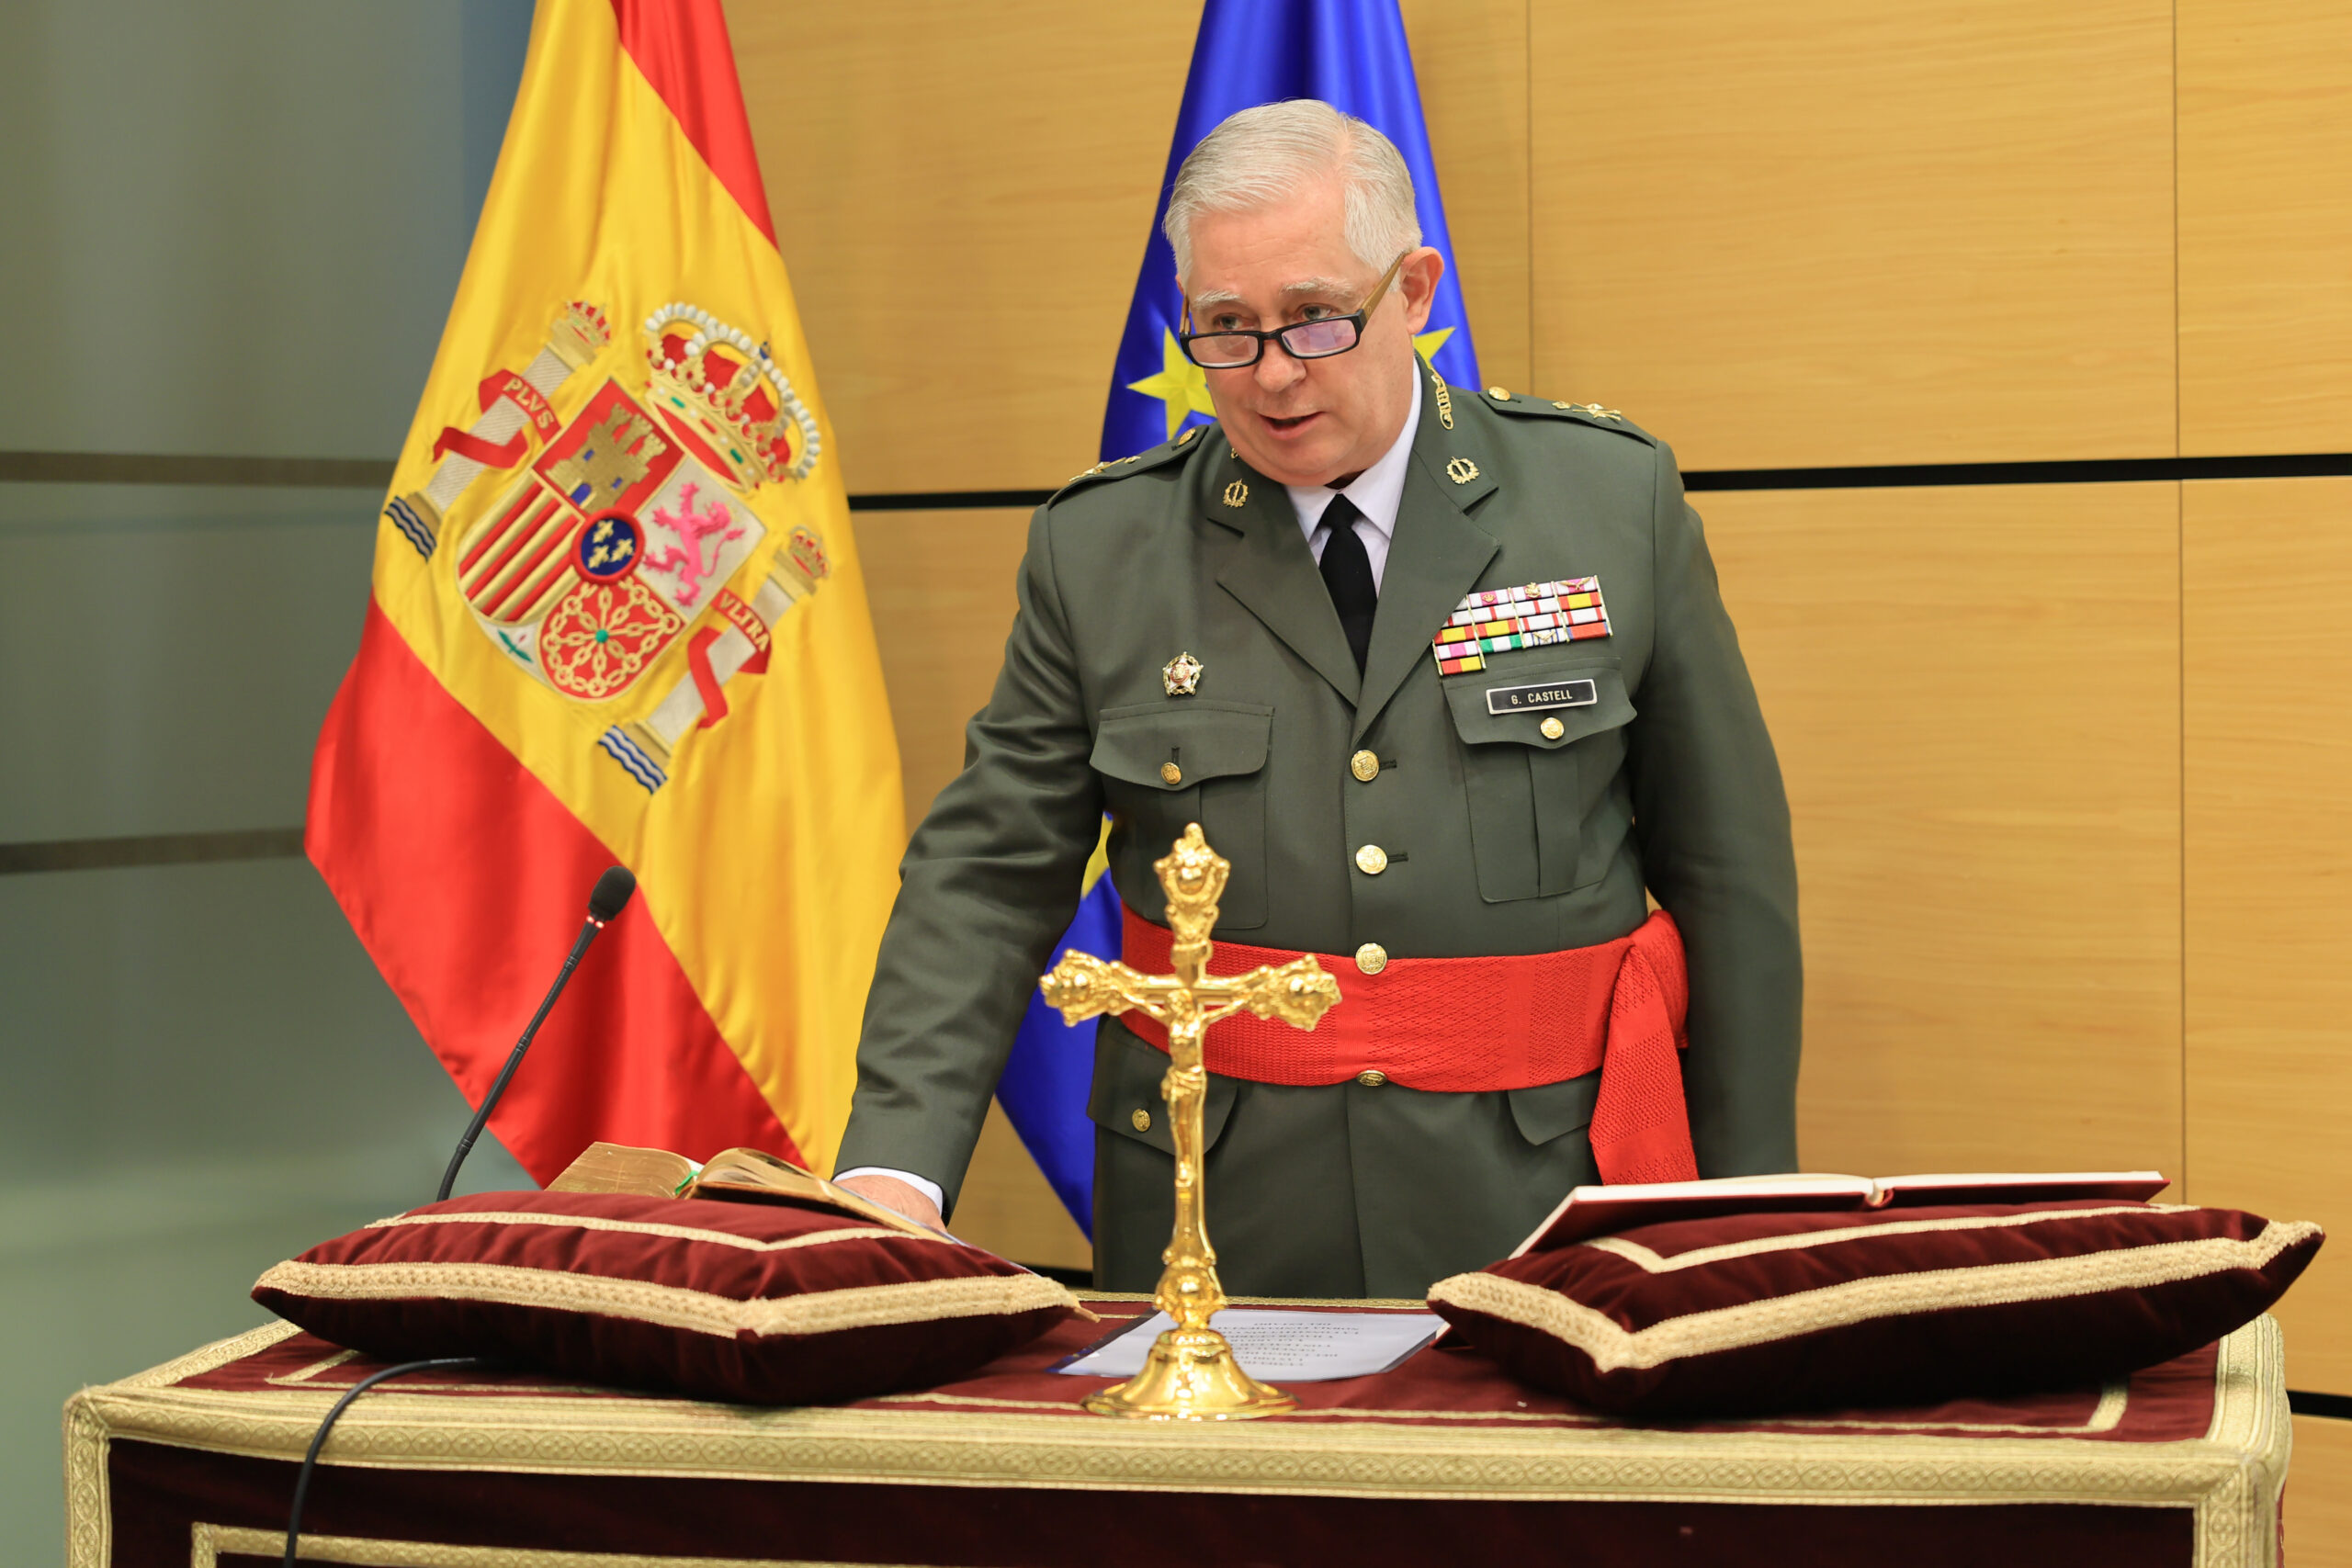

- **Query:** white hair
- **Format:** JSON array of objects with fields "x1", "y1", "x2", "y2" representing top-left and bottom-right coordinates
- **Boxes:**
[{"x1": 1163, "y1": 99, "x2": 1422, "y2": 283}]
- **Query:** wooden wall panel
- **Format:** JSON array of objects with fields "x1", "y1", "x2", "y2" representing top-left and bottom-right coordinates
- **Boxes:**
[
  {"x1": 857, "y1": 508, "x2": 1031, "y2": 825},
  {"x1": 1703, "y1": 484, "x2": 2182, "y2": 1177},
  {"x1": 2289, "y1": 1416, "x2": 2352, "y2": 1568},
  {"x1": 1400, "y1": 0, "x2": 1532, "y2": 393},
  {"x1": 2185, "y1": 478, "x2": 2352, "y2": 1396},
  {"x1": 1528, "y1": 1, "x2": 2177, "y2": 471},
  {"x1": 2177, "y1": 1, "x2": 2352, "y2": 456},
  {"x1": 729, "y1": 1, "x2": 1199, "y2": 494}
]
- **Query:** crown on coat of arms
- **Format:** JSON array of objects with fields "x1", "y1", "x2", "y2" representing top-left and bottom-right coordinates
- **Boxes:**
[
  {"x1": 642, "y1": 302, "x2": 820, "y2": 489},
  {"x1": 549, "y1": 300, "x2": 614, "y2": 368}
]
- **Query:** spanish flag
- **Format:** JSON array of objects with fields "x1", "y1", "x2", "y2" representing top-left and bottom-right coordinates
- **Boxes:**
[{"x1": 306, "y1": 0, "x2": 903, "y2": 1180}]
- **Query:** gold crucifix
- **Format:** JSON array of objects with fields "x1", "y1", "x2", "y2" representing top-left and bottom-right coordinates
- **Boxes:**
[{"x1": 1040, "y1": 822, "x2": 1340, "y2": 1420}]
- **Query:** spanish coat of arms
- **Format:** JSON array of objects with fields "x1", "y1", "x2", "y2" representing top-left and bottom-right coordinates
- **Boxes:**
[{"x1": 383, "y1": 299, "x2": 829, "y2": 794}]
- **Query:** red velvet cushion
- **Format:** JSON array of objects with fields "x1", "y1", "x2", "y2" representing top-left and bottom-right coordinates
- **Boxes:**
[
  {"x1": 1427, "y1": 1200, "x2": 2322, "y2": 1416},
  {"x1": 253, "y1": 1191, "x2": 1080, "y2": 1404}
]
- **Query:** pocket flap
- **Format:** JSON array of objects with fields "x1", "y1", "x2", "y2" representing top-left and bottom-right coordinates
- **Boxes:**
[
  {"x1": 1092, "y1": 700, "x2": 1273, "y2": 790},
  {"x1": 1444, "y1": 660, "x2": 1633, "y2": 750},
  {"x1": 1087, "y1": 1021, "x2": 1238, "y2": 1153},
  {"x1": 1509, "y1": 1068, "x2": 1602, "y2": 1145}
]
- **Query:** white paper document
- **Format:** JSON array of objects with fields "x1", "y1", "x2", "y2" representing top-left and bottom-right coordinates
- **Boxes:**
[{"x1": 1054, "y1": 1309, "x2": 1444, "y2": 1382}]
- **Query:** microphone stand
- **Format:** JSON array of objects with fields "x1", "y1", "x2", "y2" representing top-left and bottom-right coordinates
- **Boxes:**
[{"x1": 435, "y1": 908, "x2": 616, "y2": 1202}]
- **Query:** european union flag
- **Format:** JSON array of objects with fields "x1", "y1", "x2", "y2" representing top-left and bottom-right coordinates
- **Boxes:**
[
  {"x1": 1101, "y1": 0, "x2": 1482, "y2": 461},
  {"x1": 993, "y1": 0, "x2": 1477, "y2": 1242}
]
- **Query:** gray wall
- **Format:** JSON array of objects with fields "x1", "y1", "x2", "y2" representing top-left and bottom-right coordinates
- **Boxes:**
[{"x1": 0, "y1": 3, "x2": 535, "y2": 1556}]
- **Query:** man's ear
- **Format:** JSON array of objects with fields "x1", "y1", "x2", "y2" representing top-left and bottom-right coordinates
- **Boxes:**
[{"x1": 1400, "y1": 246, "x2": 1445, "y2": 333}]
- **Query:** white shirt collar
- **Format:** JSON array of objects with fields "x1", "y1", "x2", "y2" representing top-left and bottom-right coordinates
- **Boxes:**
[{"x1": 1283, "y1": 365, "x2": 1423, "y2": 548}]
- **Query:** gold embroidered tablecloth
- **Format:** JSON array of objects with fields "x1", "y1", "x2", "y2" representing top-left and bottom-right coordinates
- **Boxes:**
[{"x1": 65, "y1": 1299, "x2": 2291, "y2": 1568}]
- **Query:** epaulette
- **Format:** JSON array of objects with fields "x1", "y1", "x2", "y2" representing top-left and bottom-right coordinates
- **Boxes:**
[
  {"x1": 1474, "y1": 386, "x2": 1657, "y2": 446},
  {"x1": 1048, "y1": 423, "x2": 1211, "y2": 504}
]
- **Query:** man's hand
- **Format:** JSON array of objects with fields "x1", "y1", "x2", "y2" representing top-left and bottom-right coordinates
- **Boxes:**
[{"x1": 835, "y1": 1172, "x2": 946, "y2": 1233}]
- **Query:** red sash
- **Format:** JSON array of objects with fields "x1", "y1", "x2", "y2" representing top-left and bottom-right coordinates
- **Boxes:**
[{"x1": 1117, "y1": 908, "x2": 1698, "y2": 1185}]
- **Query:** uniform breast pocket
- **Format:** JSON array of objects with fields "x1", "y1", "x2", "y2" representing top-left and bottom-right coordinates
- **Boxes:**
[
  {"x1": 1444, "y1": 660, "x2": 1634, "y2": 903},
  {"x1": 1091, "y1": 699, "x2": 1275, "y2": 929}
]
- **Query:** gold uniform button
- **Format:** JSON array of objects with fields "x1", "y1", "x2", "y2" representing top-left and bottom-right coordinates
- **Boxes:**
[
  {"x1": 1487, "y1": 387, "x2": 1510, "y2": 400},
  {"x1": 1354, "y1": 844, "x2": 1388, "y2": 875},
  {"x1": 1350, "y1": 749, "x2": 1381, "y2": 782},
  {"x1": 1130, "y1": 1108, "x2": 1152, "y2": 1132},
  {"x1": 1356, "y1": 1069, "x2": 1388, "y2": 1088},
  {"x1": 1355, "y1": 942, "x2": 1388, "y2": 975},
  {"x1": 1159, "y1": 761, "x2": 1182, "y2": 785},
  {"x1": 1539, "y1": 716, "x2": 1566, "y2": 740}
]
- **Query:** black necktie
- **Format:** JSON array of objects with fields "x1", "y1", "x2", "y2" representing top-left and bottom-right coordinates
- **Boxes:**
[{"x1": 1317, "y1": 494, "x2": 1377, "y2": 673}]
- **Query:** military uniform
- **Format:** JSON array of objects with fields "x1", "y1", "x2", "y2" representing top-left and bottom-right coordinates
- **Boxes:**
[{"x1": 835, "y1": 368, "x2": 1801, "y2": 1299}]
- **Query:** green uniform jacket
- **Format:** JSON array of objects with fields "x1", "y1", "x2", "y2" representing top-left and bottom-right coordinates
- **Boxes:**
[{"x1": 835, "y1": 369, "x2": 1802, "y2": 1299}]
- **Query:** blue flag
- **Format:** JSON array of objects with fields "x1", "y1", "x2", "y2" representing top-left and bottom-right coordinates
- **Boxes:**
[
  {"x1": 992, "y1": 842, "x2": 1120, "y2": 1235},
  {"x1": 995, "y1": 0, "x2": 1477, "y2": 1240},
  {"x1": 1100, "y1": 0, "x2": 1482, "y2": 462}
]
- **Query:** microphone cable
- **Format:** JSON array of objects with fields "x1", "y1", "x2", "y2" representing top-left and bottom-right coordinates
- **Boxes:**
[{"x1": 280, "y1": 1357, "x2": 485, "y2": 1566}]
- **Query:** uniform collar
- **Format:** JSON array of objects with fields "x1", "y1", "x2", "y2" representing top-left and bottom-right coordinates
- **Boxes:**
[
  {"x1": 1203, "y1": 368, "x2": 1500, "y2": 729},
  {"x1": 1281, "y1": 361, "x2": 1422, "y2": 542}
]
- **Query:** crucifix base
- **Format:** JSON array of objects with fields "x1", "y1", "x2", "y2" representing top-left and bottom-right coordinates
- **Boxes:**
[{"x1": 1080, "y1": 1325, "x2": 1298, "y2": 1421}]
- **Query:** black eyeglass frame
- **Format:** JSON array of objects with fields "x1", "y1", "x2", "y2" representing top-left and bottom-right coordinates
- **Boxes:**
[{"x1": 1176, "y1": 250, "x2": 1410, "y2": 370}]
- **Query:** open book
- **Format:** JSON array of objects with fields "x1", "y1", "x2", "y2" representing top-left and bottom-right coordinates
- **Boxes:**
[
  {"x1": 1510, "y1": 1170, "x2": 2171, "y2": 1258},
  {"x1": 547, "y1": 1142, "x2": 956, "y2": 1243}
]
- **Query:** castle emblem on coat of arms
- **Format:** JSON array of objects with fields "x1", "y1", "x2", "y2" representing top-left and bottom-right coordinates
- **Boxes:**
[{"x1": 383, "y1": 299, "x2": 830, "y2": 795}]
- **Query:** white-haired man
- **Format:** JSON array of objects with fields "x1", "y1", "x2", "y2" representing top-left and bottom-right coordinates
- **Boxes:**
[{"x1": 834, "y1": 100, "x2": 1800, "y2": 1298}]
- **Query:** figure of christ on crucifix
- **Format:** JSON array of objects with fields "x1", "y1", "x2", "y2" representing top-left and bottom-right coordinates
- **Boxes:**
[{"x1": 1040, "y1": 824, "x2": 1340, "y2": 1418}]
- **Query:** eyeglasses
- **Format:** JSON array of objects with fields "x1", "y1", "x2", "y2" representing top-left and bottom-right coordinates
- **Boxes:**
[{"x1": 1177, "y1": 251, "x2": 1408, "y2": 369}]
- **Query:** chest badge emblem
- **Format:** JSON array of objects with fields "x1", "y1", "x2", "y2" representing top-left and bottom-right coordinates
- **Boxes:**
[
  {"x1": 1222, "y1": 479, "x2": 1249, "y2": 508},
  {"x1": 1445, "y1": 457, "x2": 1479, "y2": 484},
  {"x1": 1163, "y1": 650, "x2": 1204, "y2": 696}
]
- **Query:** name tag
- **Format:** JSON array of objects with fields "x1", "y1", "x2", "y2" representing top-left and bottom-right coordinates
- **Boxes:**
[{"x1": 1486, "y1": 679, "x2": 1598, "y2": 715}]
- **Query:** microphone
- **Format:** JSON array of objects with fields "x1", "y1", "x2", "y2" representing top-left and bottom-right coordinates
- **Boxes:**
[{"x1": 435, "y1": 866, "x2": 638, "y2": 1202}]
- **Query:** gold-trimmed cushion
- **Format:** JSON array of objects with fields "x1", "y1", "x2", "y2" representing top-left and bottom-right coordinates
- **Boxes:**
[
  {"x1": 1427, "y1": 1200, "x2": 2322, "y2": 1416},
  {"x1": 254, "y1": 1191, "x2": 1080, "y2": 1404}
]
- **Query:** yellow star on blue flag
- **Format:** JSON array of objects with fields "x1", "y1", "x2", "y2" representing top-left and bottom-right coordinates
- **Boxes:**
[{"x1": 1125, "y1": 331, "x2": 1217, "y2": 441}]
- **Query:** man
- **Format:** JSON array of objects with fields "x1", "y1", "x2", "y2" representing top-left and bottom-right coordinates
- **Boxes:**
[{"x1": 835, "y1": 101, "x2": 1800, "y2": 1299}]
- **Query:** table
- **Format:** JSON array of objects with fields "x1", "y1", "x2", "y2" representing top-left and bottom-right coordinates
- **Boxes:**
[{"x1": 66, "y1": 1297, "x2": 2291, "y2": 1567}]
